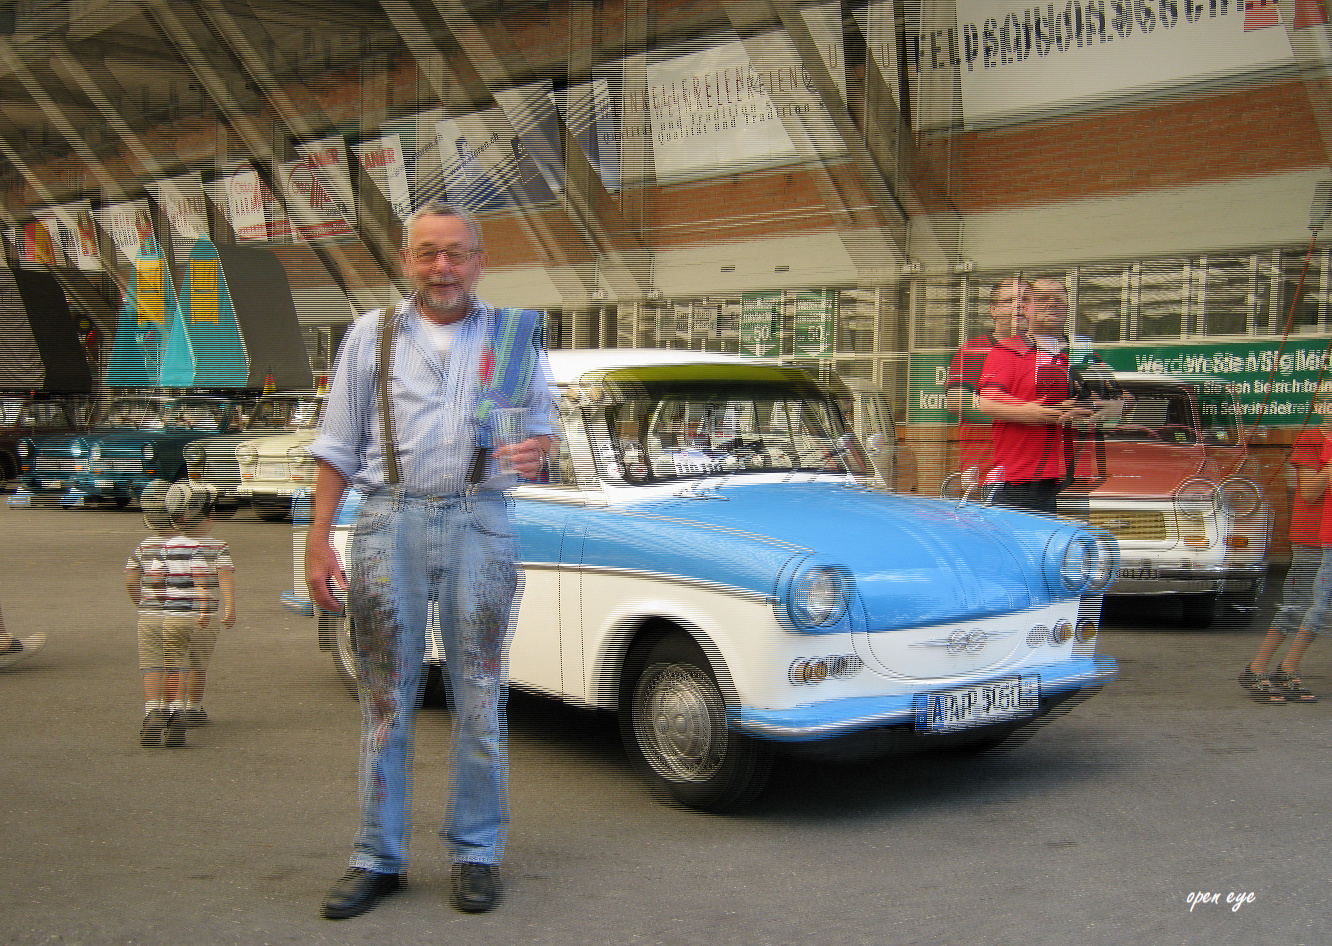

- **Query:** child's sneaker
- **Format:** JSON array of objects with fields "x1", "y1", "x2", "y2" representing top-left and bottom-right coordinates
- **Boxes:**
[
  {"x1": 140, "y1": 709, "x2": 169, "y2": 747},
  {"x1": 184, "y1": 706, "x2": 209, "y2": 727},
  {"x1": 163, "y1": 709, "x2": 187, "y2": 747},
  {"x1": 1270, "y1": 669, "x2": 1317, "y2": 702}
]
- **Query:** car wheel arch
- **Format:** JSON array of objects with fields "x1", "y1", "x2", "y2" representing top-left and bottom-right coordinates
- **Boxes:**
[{"x1": 600, "y1": 615, "x2": 740, "y2": 717}]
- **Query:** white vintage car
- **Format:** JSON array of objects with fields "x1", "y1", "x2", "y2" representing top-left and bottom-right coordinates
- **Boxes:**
[
  {"x1": 283, "y1": 350, "x2": 1118, "y2": 810},
  {"x1": 232, "y1": 410, "x2": 323, "y2": 521}
]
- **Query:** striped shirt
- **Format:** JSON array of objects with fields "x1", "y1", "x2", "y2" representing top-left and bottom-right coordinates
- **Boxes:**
[
  {"x1": 125, "y1": 536, "x2": 169, "y2": 615},
  {"x1": 159, "y1": 535, "x2": 234, "y2": 616}
]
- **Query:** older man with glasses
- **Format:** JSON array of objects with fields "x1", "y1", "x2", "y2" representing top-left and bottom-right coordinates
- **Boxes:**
[{"x1": 306, "y1": 201, "x2": 555, "y2": 919}]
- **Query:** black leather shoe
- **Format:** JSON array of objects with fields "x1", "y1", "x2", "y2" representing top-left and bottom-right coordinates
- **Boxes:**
[
  {"x1": 321, "y1": 868, "x2": 402, "y2": 920},
  {"x1": 450, "y1": 862, "x2": 498, "y2": 913}
]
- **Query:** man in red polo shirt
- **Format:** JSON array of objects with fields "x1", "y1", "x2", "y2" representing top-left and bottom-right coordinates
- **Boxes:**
[
  {"x1": 945, "y1": 275, "x2": 1032, "y2": 479},
  {"x1": 975, "y1": 278, "x2": 1116, "y2": 514}
]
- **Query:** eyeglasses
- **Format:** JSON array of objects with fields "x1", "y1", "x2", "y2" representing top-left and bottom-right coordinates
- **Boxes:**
[{"x1": 411, "y1": 246, "x2": 479, "y2": 266}]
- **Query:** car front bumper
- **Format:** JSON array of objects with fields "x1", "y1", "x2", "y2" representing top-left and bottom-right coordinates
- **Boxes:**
[
  {"x1": 734, "y1": 656, "x2": 1118, "y2": 741},
  {"x1": 1107, "y1": 562, "x2": 1267, "y2": 597}
]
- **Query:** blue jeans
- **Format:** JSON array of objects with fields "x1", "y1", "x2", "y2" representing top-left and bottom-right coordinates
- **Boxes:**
[
  {"x1": 1296, "y1": 545, "x2": 1332, "y2": 637},
  {"x1": 1271, "y1": 545, "x2": 1323, "y2": 636},
  {"x1": 345, "y1": 489, "x2": 518, "y2": 873}
]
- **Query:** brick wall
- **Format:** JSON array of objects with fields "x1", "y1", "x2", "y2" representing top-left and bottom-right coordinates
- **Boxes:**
[{"x1": 923, "y1": 80, "x2": 1331, "y2": 213}]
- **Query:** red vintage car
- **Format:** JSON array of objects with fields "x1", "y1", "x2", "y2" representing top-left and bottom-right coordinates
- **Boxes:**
[{"x1": 1057, "y1": 373, "x2": 1270, "y2": 627}]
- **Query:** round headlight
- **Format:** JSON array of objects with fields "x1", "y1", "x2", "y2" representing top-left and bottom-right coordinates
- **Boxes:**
[
  {"x1": 1050, "y1": 529, "x2": 1119, "y2": 595},
  {"x1": 69, "y1": 441, "x2": 83, "y2": 457},
  {"x1": 236, "y1": 444, "x2": 258, "y2": 465},
  {"x1": 792, "y1": 566, "x2": 851, "y2": 628},
  {"x1": 142, "y1": 444, "x2": 154, "y2": 461},
  {"x1": 17, "y1": 440, "x2": 30, "y2": 459},
  {"x1": 184, "y1": 446, "x2": 204, "y2": 470},
  {"x1": 1218, "y1": 478, "x2": 1261, "y2": 518},
  {"x1": 287, "y1": 445, "x2": 310, "y2": 463},
  {"x1": 1176, "y1": 478, "x2": 1217, "y2": 517},
  {"x1": 89, "y1": 444, "x2": 101, "y2": 463}
]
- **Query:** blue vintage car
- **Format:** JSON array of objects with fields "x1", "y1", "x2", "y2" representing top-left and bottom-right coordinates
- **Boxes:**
[
  {"x1": 283, "y1": 351, "x2": 1118, "y2": 810},
  {"x1": 17, "y1": 395, "x2": 250, "y2": 506}
]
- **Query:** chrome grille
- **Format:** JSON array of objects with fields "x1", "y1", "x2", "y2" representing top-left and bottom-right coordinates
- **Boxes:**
[
  {"x1": 32, "y1": 458, "x2": 80, "y2": 473},
  {"x1": 1084, "y1": 510, "x2": 1169, "y2": 542},
  {"x1": 102, "y1": 459, "x2": 143, "y2": 473}
]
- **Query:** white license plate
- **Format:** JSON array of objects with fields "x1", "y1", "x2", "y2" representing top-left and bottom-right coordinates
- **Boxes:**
[
  {"x1": 41, "y1": 479, "x2": 63, "y2": 489},
  {"x1": 94, "y1": 479, "x2": 116, "y2": 488},
  {"x1": 918, "y1": 675, "x2": 1040, "y2": 733},
  {"x1": 1117, "y1": 565, "x2": 1159, "y2": 580}
]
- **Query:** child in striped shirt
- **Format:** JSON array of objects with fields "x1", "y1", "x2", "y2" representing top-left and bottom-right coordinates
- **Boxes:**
[
  {"x1": 160, "y1": 482, "x2": 235, "y2": 741},
  {"x1": 125, "y1": 481, "x2": 176, "y2": 747}
]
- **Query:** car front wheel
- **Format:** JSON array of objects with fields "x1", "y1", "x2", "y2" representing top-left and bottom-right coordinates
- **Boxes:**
[{"x1": 622, "y1": 633, "x2": 772, "y2": 811}]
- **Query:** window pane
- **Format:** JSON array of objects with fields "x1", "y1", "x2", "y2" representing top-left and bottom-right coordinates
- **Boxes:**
[
  {"x1": 1075, "y1": 265, "x2": 1127, "y2": 343},
  {"x1": 1137, "y1": 260, "x2": 1188, "y2": 339},
  {"x1": 1197, "y1": 255, "x2": 1255, "y2": 337}
]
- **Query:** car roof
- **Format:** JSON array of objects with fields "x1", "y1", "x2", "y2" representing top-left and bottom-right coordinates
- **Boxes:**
[{"x1": 544, "y1": 349, "x2": 777, "y2": 385}]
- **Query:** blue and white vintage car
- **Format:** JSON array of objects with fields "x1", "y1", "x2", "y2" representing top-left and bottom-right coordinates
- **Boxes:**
[{"x1": 283, "y1": 350, "x2": 1119, "y2": 810}]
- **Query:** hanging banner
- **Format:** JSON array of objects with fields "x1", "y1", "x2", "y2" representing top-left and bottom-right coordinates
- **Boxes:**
[
  {"x1": 213, "y1": 164, "x2": 290, "y2": 243},
  {"x1": 551, "y1": 77, "x2": 622, "y2": 191},
  {"x1": 741, "y1": 291, "x2": 782, "y2": 357},
  {"x1": 421, "y1": 90, "x2": 562, "y2": 213},
  {"x1": 43, "y1": 199, "x2": 101, "y2": 271},
  {"x1": 493, "y1": 81, "x2": 567, "y2": 201},
  {"x1": 18, "y1": 218, "x2": 62, "y2": 266},
  {"x1": 916, "y1": 0, "x2": 1298, "y2": 129},
  {"x1": 93, "y1": 199, "x2": 156, "y2": 265},
  {"x1": 645, "y1": 18, "x2": 846, "y2": 184},
  {"x1": 282, "y1": 137, "x2": 356, "y2": 241},
  {"x1": 352, "y1": 134, "x2": 413, "y2": 220},
  {"x1": 793, "y1": 289, "x2": 837, "y2": 358},
  {"x1": 148, "y1": 171, "x2": 209, "y2": 242}
]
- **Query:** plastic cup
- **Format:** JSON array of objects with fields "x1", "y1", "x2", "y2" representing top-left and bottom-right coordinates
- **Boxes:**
[{"x1": 492, "y1": 408, "x2": 526, "y2": 475}]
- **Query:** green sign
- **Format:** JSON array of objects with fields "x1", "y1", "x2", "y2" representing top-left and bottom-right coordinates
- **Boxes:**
[
  {"x1": 740, "y1": 292, "x2": 781, "y2": 357},
  {"x1": 907, "y1": 339, "x2": 1332, "y2": 428},
  {"x1": 907, "y1": 350, "x2": 957, "y2": 424},
  {"x1": 1097, "y1": 339, "x2": 1332, "y2": 427},
  {"x1": 792, "y1": 290, "x2": 837, "y2": 358}
]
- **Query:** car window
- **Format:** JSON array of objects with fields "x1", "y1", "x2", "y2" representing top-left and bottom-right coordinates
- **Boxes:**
[
  {"x1": 1112, "y1": 384, "x2": 1240, "y2": 446},
  {"x1": 581, "y1": 365, "x2": 870, "y2": 485},
  {"x1": 21, "y1": 403, "x2": 71, "y2": 429},
  {"x1": 247, "y1": 396, "x2": 323, "y2": 430},
  {"x1": 0, "y1": 399, "x2": 24, "y2": 425},
  {"x1": 98, "y1": 399, "x2": 166, "y2": 428}
]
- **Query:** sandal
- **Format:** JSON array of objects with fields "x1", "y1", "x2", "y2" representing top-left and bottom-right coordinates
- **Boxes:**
[
  {"x1": 1237, "y1": 667, "x2": 1286, "y2": 704},
  {"x1": 1270, "y1": 669, "x2": 1317, "y2": 703}
]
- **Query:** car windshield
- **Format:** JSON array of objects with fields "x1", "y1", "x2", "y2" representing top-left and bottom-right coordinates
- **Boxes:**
[
  {"x1": 0, "y1": 398, "x2": 24, "y2": 425},
  {"x1": 246, "y1": 395, "x2": 323, "y2": 430},
  {"x1": 96, "y1": 398, "x2": 229, "y2": 431},
  {"x1": 578, "y1": 364, "x2": 870, "y2": 485},
  {"x1": 1110, "y1": 382, "x2": 1241, "y2": 447}
]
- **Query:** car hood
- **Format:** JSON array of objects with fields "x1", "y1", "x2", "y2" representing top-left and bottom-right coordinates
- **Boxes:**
[
  {"x1": 621, "y1": 484, "x2": 1067, "y2": 630},
  {"x1": 1083, "y1": 443, "x2": 1248, "y2": 499}
]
